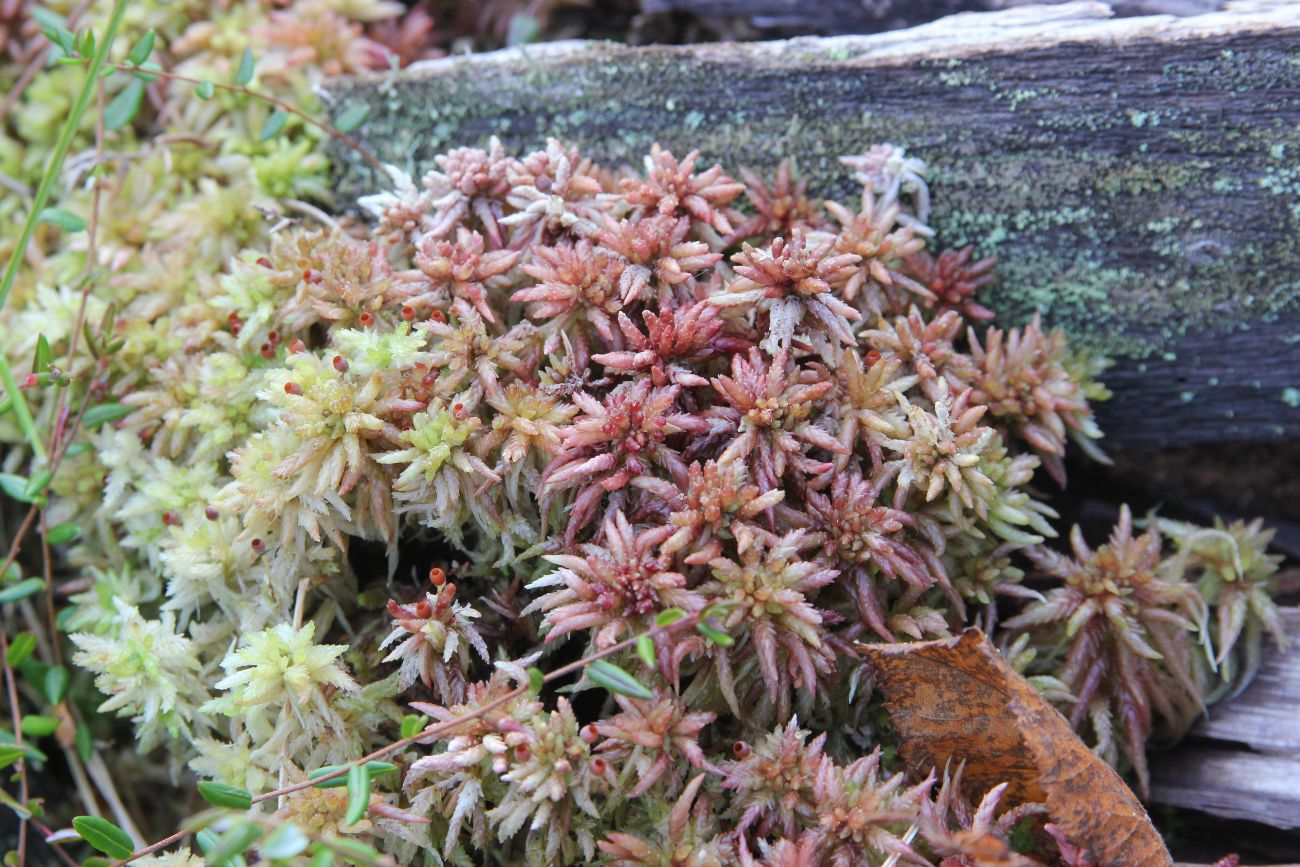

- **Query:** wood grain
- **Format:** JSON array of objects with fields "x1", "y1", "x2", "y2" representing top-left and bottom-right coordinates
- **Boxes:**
[
  {"x1": 323, "y1": 2, "x2": 1300, "y2": 449},
  {"x1": 638, "y1": 0, "x2": 1223, "y2": 35},
  {"x1": 1194, "y1": 608, "x2": 1300, "y2": 752},
  {"x1": 1149, "y1": 608, "x2": 1300, "y2": 828}
]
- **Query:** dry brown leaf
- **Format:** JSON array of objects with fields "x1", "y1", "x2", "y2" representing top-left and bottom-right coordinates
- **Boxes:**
[{"x1": 859, "y1": 628, "x2": 1172, "y2": 866}]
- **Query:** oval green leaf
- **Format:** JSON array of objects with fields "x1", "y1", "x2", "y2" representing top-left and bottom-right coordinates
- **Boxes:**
[
  {"x1": 46, "y1": 523, "x2": 80, "y2": 545},
  {"x1": 0, "y1": 745, "x2": 26, "y2": 768},
  {"x1": 42, "y1": 665, "x2": 69, "y2": 704},
  {"x1": 655, "y1": 607, "x2": 687, "y2": 627},
  {"x1": 344, "y1": 763, "x2": 369, "y2": 825},
  {"x1": 308, "y1": 761, "x2": 393, "y2": 789},
  {"x1": 322, "y1": 836, "x2": 385, "y2": 867},
  {"x1": 75, "y1": 722, "x2": 93, "y2": 763},
  {"x1": 82, "y1": 402, "x2": 131, "y2": 427},
  {"x1": 259, "y1": 111, "x2": 287, "y2": 141},
  {"x1": 206, "y1": 819, "x2": 261, "y2": 867},
  {"x1": 233, "y1": 48, "x2": 255, "y2": 86},
  {"x1": 335, "y1": 104, "x2": 369, "y2": 134},
  {"x1": 127, "y1": 29, "x2": 155, "y2": 66},
  {"x1": 198, "y1": 780, "x2": 253, "y2": 811},
  {"x1": 400, "y1": 714, "x2": 426, "y2": 740},
  {"x1": 23, "y1": 470, "x2": 51, "y2": 498},
  {"x1": 20, "y1": 715, "x2": 60, "y2": 737},
  {"x1": 36, "y1": 208, "x2": 85, "y2": 232},
  {"x1": 72, "y1": 816, "x2": 134, "y2": 860},
  {"x1": 6, "y1": 633, "x2": 36, "y2": 667},
  {"x1": 0, "y1": 579, "x2": 45, "y2": 604},
  {"x1": 0, "y1": 474, "x2": 38, "y2": 504},
  {"x1": 635, "y1": 634, "x2": 655, "y2": 668},
  {"x1": 259, "y1": 822, "x2": 309, "y2": 859},
  {"x1": 104, "y1": 78, "x2": 145, "y2": 131},
  {"x1": 587, "y1": 659, "x2": 653, "y2": 700},
  {"x1": 696, "y1": 622, "x2": 734, "y2": 648}
]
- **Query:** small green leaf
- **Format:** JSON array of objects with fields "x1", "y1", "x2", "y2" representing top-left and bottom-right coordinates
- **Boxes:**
[
  {"x1": 309, "y1": 847, "x2": 335, "y2": 867},
  {"x1": 206, "y1": 819, "x2": 261, "y2": 867},
  {"x1": 196, "y1": 80, "x2": 215, "y2": 100},
  {"x1": 400, "y1": 714, "x2": 426, "y2": 739},
  {"x1": 82, "y1": 402, "x2": 131, "y2": 427},
  {"x1": 29, "y1": 7, "x2": 66, "y2": 35},
  {"x1": 34, "y1": 334, "x2": 52, "y2": 372},
  {"x1": 695, "y1": 622, "x2": 734, "y2": 647},
  {"x1": 198, "y1": 781, "x2": 253, "y2": 811},
  {"x1": 42, "y1": 666, "x2": 69, "y2": 704},
  {"x1": 0, "y1": 475, "x2": 38, "y2": 504},
  {"x1": 131, "y1": 61, "x2": 162, "y2": 82},
  {"x1": 0, "y1": 746, "x2": 26, "y2": 769},
  {"x1": 334, "y1": 104, "x2": 369, "y2": 134},
  {"x1": 233, "y1": 48, "x2": 255, "y2": 86},
  {"x1": 528, "y1": 666, "x2": 544, "y2": 695},
  {"x1": 1, "y1": 787, "x2": 34, "y2": 820},
  {"x1": 37, "y1": 208, "x2": 84, "y2": 232},
  {"x1": 1, "y1": 562, "x2": 19, "y2": 583},
  {"x1": 20, "y1": 715, "x2": 60, "y2": 737},
  {"x1": 71, "y1": 816, "x2": 134, "y2": 860},
  {"x1": 23, "y1": 470, "x2": 51, "y2": 499},
  {"x1": 46, "y1": 523, "x2": 80, "y2": 545},
  {"x1": 104, "y1": 78, "x2": 145, "y2": 131},
  {"x1": 586, "y1": 659, "x2": 653, "y2": 700},
  {"x1": 636, "y1": 634, "x2": 655, "y2": 668},
  {"x1": 75, "y1": 723, "x2": 93, "y2": 763},
  {"x1": 63, "y1": 442, "x2": 91, "y2": 458},
  {"x1": 344, "y1": 763, "x2": 369, "y2": 825},
  {"x1": 322, "y1": 836, "x2": 386, "y2": 867},
  {"x1": 308, "y1": 761, "x2": 394, "y2": 788},
  {"x1": 127, "y1": 29, "x2": 155, "y2": 66},
  {"x1": 0, "y1": 579, "x2": 45, "y2": 604},
  {"x1": 6, "y1": 633, "x2": 36, "y2": 668},
  {"x1": 259, "y1": 822, "x2": 309, "y2": 859},
  {"x1": 195, "y1": 829, "x2": 219, "y2": 853},
  {"x1": 259, "y1": 111, "x2": 287, "y2": 141},
  {"x1": 0, "y1": 730, "x2": 46, "y2": 763},
  {"x1": 655, "y1": 608, "x2": 687, "y2": 627},
  {"x1": 702, "y1": 601, "x2": 741, "y2": 619}
]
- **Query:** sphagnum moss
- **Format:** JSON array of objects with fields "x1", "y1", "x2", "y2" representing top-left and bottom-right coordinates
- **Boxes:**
[{"x1": 0, "y1": 14, "x2": 1288, "y2": 859}]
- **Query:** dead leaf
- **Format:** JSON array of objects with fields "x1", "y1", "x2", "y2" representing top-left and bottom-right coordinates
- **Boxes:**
[{"x1": 859, "y1": 628, "x2": 1171, "y2": 866}]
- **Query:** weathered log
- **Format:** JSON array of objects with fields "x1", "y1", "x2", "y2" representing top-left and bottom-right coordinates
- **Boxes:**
[
  {"x1": 323, "y1": 1, "x2": 1300, "y2": 449},
  {"x1": 637, "y1": 0, "x2": 1222, "y2": 35},
  {"x1": 1150, "y1": 608, "x2": 1300, "y2": 829}
]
